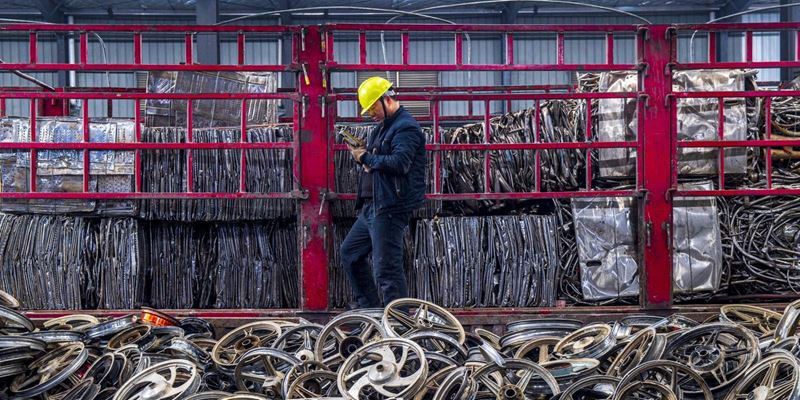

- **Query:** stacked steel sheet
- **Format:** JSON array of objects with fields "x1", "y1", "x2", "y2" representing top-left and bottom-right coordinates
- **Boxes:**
[
  {"x1": 0, "y1": 117, "x2": 137, "y2": 216},
  {"x1": 139, "y1": 124, "x2": 295, "y2": 221},
  {"x1": 412, "y1": 214, "x2": 560, "y2": 308}
]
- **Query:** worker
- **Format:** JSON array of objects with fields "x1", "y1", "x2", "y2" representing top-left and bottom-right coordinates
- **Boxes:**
[{"x1": 340, "y1": 76, "x2": 427, "y2": 309}]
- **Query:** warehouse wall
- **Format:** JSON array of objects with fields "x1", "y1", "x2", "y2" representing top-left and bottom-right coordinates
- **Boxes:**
[{"x1": 0, "y1": 12, "x2": 783, "y2": 118}]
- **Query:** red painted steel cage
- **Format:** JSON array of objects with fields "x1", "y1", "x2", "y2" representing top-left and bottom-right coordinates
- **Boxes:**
[{"x1": 0, "y1": 21, "x2": 798, "y2": 322}]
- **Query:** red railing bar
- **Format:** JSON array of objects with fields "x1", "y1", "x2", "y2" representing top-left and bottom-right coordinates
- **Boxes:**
[
  {"x1": 133, "y1": 32, "x2": 142, "y2": 65},
  {"x1": 708, "y1": 31, "x2": 716, "y2": 63},
  {"x1": 29, "y1": 32, "x2": 37, "y2": 64},
  {"x1": 240, "y1": 99, "x2": 248, "y2": 193},
  {"x1": 0, "y1": 92, "x2": 299, "y2": 100},
  {"x1": 585, "y1": 99, "x2": 593, "y2": 190},
  {"x1": 359, "y1": 31, "x2": 367, "y2": 65},
  {"x1": 717, "y1": 98, "x2": 725, "y2": 189},
  {"x1": 606, "y1": 33, "x2": 614, "y2": 64},
  {"x1": 484, "y1": 100, "x2": 491, "y2": 194},
  {"x1": 401, "y1": 32, "x2": 410, "y2": 65},
  {"x1": 797, "y1": 31, "x2": 800, "y2": 61},
  {"x1": 0, "y1": 192, "x2": 302, "y2": 199},
  {"x1": 674, "y1": 90, "x2": 800, "y2": 98},
  {"x1": 185, "y1": 33, "x2": 193, "y2": 64},
  {"x1": 0, "y1": 99, "x2": 5, "y2": 117},
  {"x1": 0, "y1": 64, "x2": 295, "y2": 72},
  {"x1": 455, "y1": 32, "x2": 463, "y2": 65},
  {"x1": 237, "y1": 32, "x2": 246, "y2": 65},
  {"x1": 332, "y1": 142, "x2": 637, "y2": 151},
  {"x1": 331, "y1": 92, "x2": 639, "y2": 101},
  {"x1": 327, "y1": 63, "x2": 638, "y2": 72},
  {"x1": 332, "y1": 84, "x2": 575, "y2": 93},
  {"x1": 134, "y1": 99, "x2": 142, "y2": 193},
  {"x1": 322, "y1": 23, "x2": 641, "y2": 32},
  {"x1": 673, "y1": 61, "x2": 800, "y2": 70},
  {"x1": 0, "y1": 142, "x2": 295, "y2": 150},
  {"x1": 745, "y1": 31, "x2": 753, "y2": 62},
  {"x1": 29, "y1": 99, "x2": 37, "y2": 193},
  {"x1": 2, "y1": 24, "x2": 300, "y2": 33},
  {"x1": 186, "y1": 100, "x2": 194, "y2": 193},
  {"x1": 506, "y1": 33, "x2": 514, "y2": 65},
  {"x1": 432, "y1": 100, "x2": 442, "y2": 194},
  {"x1": 673, "y1": 22, "x2": 800, "y2": 31},
  {"x1": 325, "y1": 30, "x2": 335, "y2": 62},
  {"x1": 557, "y1": 32, "x2": 565, "y2": 65},
  {"x1": 677, "y1": 139, "x2": 800, "y2": 148},
  {"x1": 765, "y1": 97, "x2": 772, "y2": 190},
  {"x1": 332, "y1": 190, "x2": 639, "y2": 201},
  {"x1": 534, "y1": 100, "x2": 542, "y2": 192},
  {"x1": 82, "y1": 99, "x2": 90, "y2": 193},
  {"x1": 675, "y1": 189, "x2": 800, "y2": 197},
  {"x1": 79, "y1": 32, "x2": 88, "y2": 64}
]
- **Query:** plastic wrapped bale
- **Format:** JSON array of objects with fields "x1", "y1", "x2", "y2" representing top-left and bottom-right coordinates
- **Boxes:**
[
  {"x1": 0, "y1": 214, "x2": 93, "y2": 310},
  {"x1": 412, "y1": 214, "x2": 560, "y2": 308},
  {"x1": 92, "y1": 218, "x2": 145, "y2": 309},
  {"x1": 141, "y1": 222, "x2": 217, "y2": 309},
  {"x1": 673, "y1": 69, "x2": 753, "y2": 177},
  {"x1": 139, "y1": 125, "x2": 295, "y2": 221},
  {"x1": 145, "y1": 71, "x2": 279, "y2": 128},
  {"x1": 0, "y1": 117, "x2": 137, "y2": 216},
  {"x1": 331, "y1": 124, "x2": 439, "y2": 219},
  {"x1": 578, "y1": 71, "x2": 639, "y2": 179},
  {"x1": 672, "y1": 181, "x2": 722, "y2": 296},
  {"x1": 571, "y1": 197, "x2": 639, "y2": 301},
  {"x1": 214, "y1": 221, "x2": 298, "y2": 309}
]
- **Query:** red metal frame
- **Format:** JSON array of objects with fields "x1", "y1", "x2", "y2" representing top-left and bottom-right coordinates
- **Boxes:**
[{"x1": 0, "y1": 22, "x2": 798, "y2": 317}]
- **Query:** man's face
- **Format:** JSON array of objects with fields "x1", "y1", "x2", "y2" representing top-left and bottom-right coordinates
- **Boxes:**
[{"x1": 365, "y1": 98, "x2": 387, "y2": 122}]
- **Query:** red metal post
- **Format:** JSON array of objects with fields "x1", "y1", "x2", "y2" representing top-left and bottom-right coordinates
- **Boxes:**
[
  {"x1": 237, "y1": 32, "x2": 246, "y2": 65},
  {"x1": 297, "y1": 26, "x2": 330, "y2": 311},
  {"x1": 240, "y1": 99, "x2": 248, "y2": 192},
  {"x1": 133, "y1": 33, "x2": 142, "y2": 65},
  {"x1": 134, "y1": 99, "x2": 142, "y2": 193},
  {"x1": 29, "y1": 32, "x2": 37, "y2": 64},
  {"x1": 433, "y1": 100, "x2": 442, "y2": 194},
  {"x1": 402, "y1": 32, "x2": 410, "y2": 65},
  {"x1": 534, "y1": 100, "x2": 542, "y2": 192},
  {"x1": 186, "y1": 100, "x2": 194, "y2": 192},
  {"x1": 708, "y1": 31, "x2": 716, "y2": 63},
  {"x1": 585, "y1": 99, "x2": 592, "y2": 190},
  {"x1": 606, "y1": 33, "x2": 614, "y2": 64},
  {"x1": 29, "y1": 99, "x2": 37, "y2": 193},
  {"x1": 717, "y1": 97, "x2": 725, "y2": 189},
  {"x1": 765, "y1": 97, "x2": 772, "y2": 189},
  {"x1": 484, "y1": 101, "x2": 491, "y2": 193},
  {"x1": 82, "y1": 99, "x2": 90, "y2": 193},
  {"x1": 641, "y1": 26, "x2": 673, "y2": 309},
  {"x1": 557, "y1": 32, "x2": 565, "y2": 65}
]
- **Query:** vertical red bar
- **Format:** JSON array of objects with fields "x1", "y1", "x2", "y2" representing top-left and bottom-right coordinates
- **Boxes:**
[
  {"x1": 134, "y1": 99, "x2": 142, "y2": 192},
  {"x1": 640, "y1": 25, "x2": 673, "y2": 309},
  {"x1": 185, "y1": 33, "x2": 193, "y2": 65},
  {"x1": 585, "y1": 99, "x2": 592, "y2": 190},
  {"x1": 237, "y1": 32, "x2": 246, "y2": 65},
  {"x1": 240, "y1": 99, "x2": 248, "y2": 192},
  {"x1": 557, "y1": 32, "x2": 565, "y2": 65},
  {"x1": 506, "y1": 33, "x2": 514, "y2": 65},
  {"x1": 717, "y1": 97, "x2": 725, "y2": 189},
  {"x1": 483, "y1": 100, "x2": 491, "y2": 193},
  {"x1": 186, "y1": 100, "x2": 193, "y2": 193},
  {"x1": 325, "y1": 30, "x2": 335, "y2": 63},
  {"x1": 765, "y1": 97, "x2": 772, "y2": 189},
  {"x1": 796, "y1": 31, "x2": 800, "y2": 61},
  {"x1": 82, "y1": 99, "x2": 90, "y2": 193},
  {"x1": 29, "y1": 32, "x2": 37, "y2": 64},
  {"x1": 401, "y1": 32, "x2": 409, "y2": 65},
  {"x1": 0, "y1": 99, "x2": 5, "y2": 118},
  {"x1": 79, "y1": 32, "x2": 88, "y2": 64},
  {"x1": 708, "y1": 31, "x2": 716, "y2": 63},
  {"x1": 455, "y1": 32, "x2": 463, "y2": 65},
  {"x1": 133, "y1": 33, "x2": 142, "y2": 65},
  {"x1": 359, "y1": 31, "x2": 367, "y2": 65},
  {"x1": 745, "y1": 31, "x2": 753, "y2": 62},
  {"x1": 433, "y1": 100, "x2": 442, "y2": 194},
  {"x1": 29, "y1": 99, "x2": 37, "y2": 193},
  {"x1": 297, "y1": 27, "x2": 329, "y2": 311},
  {"x1": 534, "y1": 100, "x2": 541, "y2": 192},
  {"x1": 606, "y1": 33, "x2": 614, "y2": 64}
]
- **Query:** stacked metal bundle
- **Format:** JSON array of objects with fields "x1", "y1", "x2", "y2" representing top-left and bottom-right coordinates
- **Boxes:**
[
  {"x1": 214, "y1": 222, "x2": 299, "y2": 309},
  {"x1": 141, "y1": 222, "x2": 217, "y2": 309},
  {"x1": 538, "y1": 99, "x2": 588, "y2": 192},
  {"x1": 139, "y1": 125, "x2": 295, "y2": 221},
  {"x1": 672, "y1": 181, "x2": 723, "y2": 296},
  {"x1": 331, "y1": 124, "x2": 439, "y2": 219},
  {"x1": 92, "y1": 218, "x2": 146, "y2": 309},
  {"x1": 0, "y1": 214, "x2": 92, "y2": 309},
  {"x1": 0, "y1": 117, "x2": 137, "y2": 216},
  {"x1": 145, "y1": 71, "x2": 279, "y2": 128},
  {"x1": 412, "y1": 214, "x2": 560, "y2": 308}
]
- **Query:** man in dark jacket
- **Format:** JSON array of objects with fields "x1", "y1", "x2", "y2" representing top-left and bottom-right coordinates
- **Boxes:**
[{"x1": 340, "y1": 76, "x2": 427, "y2": 308}]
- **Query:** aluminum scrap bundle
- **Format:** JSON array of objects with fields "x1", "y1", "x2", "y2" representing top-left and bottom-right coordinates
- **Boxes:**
[
  {"x1": 412, "y1": 214, "x2": 559, "y2": 308},
  {"x1": 139, "y1": 125, "x2": 295, "y2": 221},
  {"x1": 141, "y1": 222, "x2": 217, "y2": 309},
  {"x1": 673, "y1": 69, "x2": 756, "y2": 177},
  {"x1": 331, "y1": 124, "x2": 439, "y2": 219},
  {"x1": 672, "y1": 181, "x2": 723, "y2": 295},
  {"x1": 145, "y1": 71, "x2": 279, "y2": 128},
  {"x1": 0, "y1": 214, "x2": 92, "y2": 310},
  {"x1": 214, "y1": 221, "x2": 299, "y2": 309},
  {"x1": 0, "y1": 117, "x2": 136, "y2": 216},
  {"x1": 571, "y1": 197, "x2": 640, "y2": 301}
]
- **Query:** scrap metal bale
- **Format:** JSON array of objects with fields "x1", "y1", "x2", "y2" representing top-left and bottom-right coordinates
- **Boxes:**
[
  {"x1": 139, "y1": 124, "x2": 295, "y2": 221},
  {"x1": 0, "y1": 117, "x2": 137, "y2": 216},
  {"x1": 672, "y1": 181, "x2": 723, "y2": 295}
]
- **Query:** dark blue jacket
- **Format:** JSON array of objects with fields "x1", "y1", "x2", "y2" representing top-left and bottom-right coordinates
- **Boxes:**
[{"x1": 356, "y1": 106, "x2": 426, "y2": 215}]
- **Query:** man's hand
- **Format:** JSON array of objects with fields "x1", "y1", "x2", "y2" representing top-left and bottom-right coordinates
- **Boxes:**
[{"x1": 347, "y1": 143, "x2": 367, "y2": 164}]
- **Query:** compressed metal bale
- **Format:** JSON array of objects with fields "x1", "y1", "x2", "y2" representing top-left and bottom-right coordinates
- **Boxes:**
[
  {"x1": 139, "y1": 125, "x2": 295, "y2": 221},
  {"x1": 571, "y1": 197, "x2": 640, "y2": 301},
  {"x1": 672, "y1": 181, "x2": 722, "y2": 294},
  {"x1": 93, "y1": 218, "x2": 145, "y2": 309},
  {"x1": 593, "y1": 71, "x2": 639, "y2": 178},
  {"x1": 214, "y1": 221, "x2": 298, "y2": 309},
  {"x1": 145, "y1": 71, "x2": 279, "y2": 128},
  {"x1": 411, "y1": 214, "x2": 560, "y2": 308},
  {"x1": 0, "y1": 117, "x2": 137, "y2": 216},
  {"x1": 538, "y1": 99, "x2": 588, "y2": 192}
]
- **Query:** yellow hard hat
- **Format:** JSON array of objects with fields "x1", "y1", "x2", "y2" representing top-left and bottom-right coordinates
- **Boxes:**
[{"x1": 358, "y1": 76, "x2": 394, "y2": 115}]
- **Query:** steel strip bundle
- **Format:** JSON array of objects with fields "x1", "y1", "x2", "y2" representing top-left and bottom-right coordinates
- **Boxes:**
[
  {"x1": 214, "y1": 221, "x2": 299, "y2": 309},
  {"x1": 412, "y1": 214, "x2": 560, "y2": 308},
  {"x1": 0, "y1": 117, "x2": 137, "y2": 216},
  {"x1": 93, "y1": 218, "x2": 145, "y2": 309},
  {"x1": 538, "y1": 99, "x2": 588, "y2": 192},
  {"x1": 145, "y1": 71, "x2": 279, "y2": 128},
  {"x1": 139, "y1": 125, "x2": 295, "y2": 221}
]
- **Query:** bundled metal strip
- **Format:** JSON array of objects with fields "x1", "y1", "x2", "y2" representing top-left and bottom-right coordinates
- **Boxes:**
[
  {"x1": 0, "y1": 117, "x2": 137, "y2": 216},
  {"x1": 139, "y1": 125, "x2": 295, "y2": 221},
  {"x1": 93, "y1": 218, "x2": 145, "y2": 309},
  {"x1": 214, "y1": 221, "x2": 298, "y2": 309}
]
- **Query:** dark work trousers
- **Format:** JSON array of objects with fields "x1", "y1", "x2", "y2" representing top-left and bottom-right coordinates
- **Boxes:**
[{"x1": 340, "y1": 202, "x2": 411, "y2": 308}]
